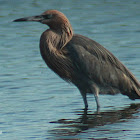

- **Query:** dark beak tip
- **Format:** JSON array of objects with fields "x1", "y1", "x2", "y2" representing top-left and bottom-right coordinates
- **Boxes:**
[
  {"x1": 13, "y1": 18, "x2": 26, "y2": 22},
  {"x1": 13, "y1": 19, "x2": 18, "y2": 22}
]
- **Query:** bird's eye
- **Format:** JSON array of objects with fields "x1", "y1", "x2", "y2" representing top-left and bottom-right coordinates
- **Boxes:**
[{"x1": 42, "y1": 14, "x2": 53, "y2": 19}]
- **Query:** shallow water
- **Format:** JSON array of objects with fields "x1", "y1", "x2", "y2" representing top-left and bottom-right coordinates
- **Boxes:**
[{"x1": 0, "y1": 0, "x2": 140, "y2": 139}]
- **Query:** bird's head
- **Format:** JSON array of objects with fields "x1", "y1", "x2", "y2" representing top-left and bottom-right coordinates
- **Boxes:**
[{"x1": 13, "y1": 10, "x2": 72, "y2": 31}]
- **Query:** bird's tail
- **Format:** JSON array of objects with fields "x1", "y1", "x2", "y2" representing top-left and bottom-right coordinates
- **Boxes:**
[
  {"x1": 128, "y1": 85, "x2": 140, "y2": 100},
  {"x1": 122, "y1": 67, "x2": 140, "y2": 100},
  {"x1": 121, "y1": 72, "x2": 140, "y2": 100},
  {"x1": 122, "y1": 80, "x2": 140, "y2": 100}
]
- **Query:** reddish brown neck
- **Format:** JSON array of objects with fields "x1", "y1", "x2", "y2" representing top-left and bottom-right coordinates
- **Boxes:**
[
  {"x1": 46, "y1": 21, "x2": 73, "y2": 52},
  {"x1": 58, "y1": 22, "x2": 73, "y2": 49}
]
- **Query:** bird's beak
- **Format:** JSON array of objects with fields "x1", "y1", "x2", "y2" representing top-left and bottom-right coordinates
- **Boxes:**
[{"x1": 13, "y1": 15, "x2": 44, "y2": 22}]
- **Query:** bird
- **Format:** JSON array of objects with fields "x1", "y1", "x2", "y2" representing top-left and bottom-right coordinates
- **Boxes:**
[{"x1": 13, "y1": 10, "x2": 140, "y2": 110}]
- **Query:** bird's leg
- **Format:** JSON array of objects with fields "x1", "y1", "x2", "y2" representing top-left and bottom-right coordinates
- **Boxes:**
[
  {"x1": 94, "y1": 93, "x2": 100, "y2": 113},
  {"x1": 91, "y1": 85, "x2": 100, "y2": 111},
  {"x1": 80, "y1": 91, "x2": 88, "y2": 110}
]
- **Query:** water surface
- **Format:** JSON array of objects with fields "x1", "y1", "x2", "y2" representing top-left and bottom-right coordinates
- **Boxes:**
[{"x1": 0, "y1": 0, "x2": 140, "y2": 139}]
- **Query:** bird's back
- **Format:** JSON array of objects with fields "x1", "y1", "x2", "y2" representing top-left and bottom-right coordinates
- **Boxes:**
[{"x1": 65, "y1": 34, "x2": 140, "y2": 99}]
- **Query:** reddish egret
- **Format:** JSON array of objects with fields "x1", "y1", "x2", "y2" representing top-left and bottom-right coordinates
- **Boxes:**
[{"x1": 14, "y1": 10, "x2": 140, "y2": 110}]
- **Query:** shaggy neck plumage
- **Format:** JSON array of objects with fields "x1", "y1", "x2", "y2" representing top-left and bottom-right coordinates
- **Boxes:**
[
  {"x1": 46, "y1": 20, "x2": 73, "y2": 54},
  {"x1": 58, "y1": 23, "x2": 73, "y2": 49}
]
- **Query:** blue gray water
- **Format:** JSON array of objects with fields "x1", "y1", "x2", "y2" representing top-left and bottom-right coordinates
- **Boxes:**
[{"x1": 0, "y1": 0, "x2": 140, "y2": 139}]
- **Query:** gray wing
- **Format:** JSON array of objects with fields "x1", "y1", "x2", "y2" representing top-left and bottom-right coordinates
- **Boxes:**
[{"x1": 66, "y1": 34, "x2": 140, "y2": 98}]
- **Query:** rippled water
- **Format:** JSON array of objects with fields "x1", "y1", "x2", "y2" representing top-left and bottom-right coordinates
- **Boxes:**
[{"x1": 0, "y1": 0, "x2": 140, "y2": 139}]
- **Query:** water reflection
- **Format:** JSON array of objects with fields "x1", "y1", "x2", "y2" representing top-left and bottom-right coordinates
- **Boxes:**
[{"x1": 50, "y1": 104, "x2": 140, "y2": 137}]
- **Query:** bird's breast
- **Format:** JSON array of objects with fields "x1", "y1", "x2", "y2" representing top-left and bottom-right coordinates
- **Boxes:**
[{"x1": 40, "y1": 41, "x2": 74, "y2": 81}]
